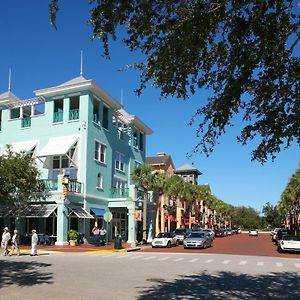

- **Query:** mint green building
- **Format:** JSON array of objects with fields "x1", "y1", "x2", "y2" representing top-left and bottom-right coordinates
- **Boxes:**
[{"x1": 0, "y1": 75, "x2": 153, "y2": 245}]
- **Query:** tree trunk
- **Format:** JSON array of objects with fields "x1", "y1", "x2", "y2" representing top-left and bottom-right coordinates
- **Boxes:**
[{"x1": 143, "y1": 190, "x2": 148, "y2": 242}]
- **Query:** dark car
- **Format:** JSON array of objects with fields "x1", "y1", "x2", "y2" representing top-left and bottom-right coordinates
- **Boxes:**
[
  {"x1": 214, "y1": 229, "x2": 226, "y2": 237},
  {"x1": 273, "y1": 228, "x2": 291, "y2": 245}
]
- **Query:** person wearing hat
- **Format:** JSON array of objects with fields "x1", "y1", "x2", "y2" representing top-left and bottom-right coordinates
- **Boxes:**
[
  {"x1": 30, "y1": 229, "x2": 38, "y2": 256},
  {"x1": 9, "y1": 229, "x2": 20, "y2": 256},
  {"x1": 1, "y1": 227, "x2": 11, "y2": 256}
]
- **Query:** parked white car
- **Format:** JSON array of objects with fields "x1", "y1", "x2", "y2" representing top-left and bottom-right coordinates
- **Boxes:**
[
  {"x1": 277, "y1": 235, "x2": 300, "y2": 253},
  {"x1": 152, "y1": 232, "x2": 179, "y2": 248},
  {"x1": 249, "y1": 229, "x2": 258, "y2": 236}
]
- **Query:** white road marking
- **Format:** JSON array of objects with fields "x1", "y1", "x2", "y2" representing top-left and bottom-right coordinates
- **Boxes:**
[
  {"x1": 275, "y1": 262, "x2": 283, "y2": 267},
  {"x1": 222, "y1": 260, "x2": 231, "y2": 265},
  {"x1": 239, "y1": 260, "x2": 247, "y2": 265},
  {"x1": 189, "y1": 258, "x2": 199, "y2": 263},
  {"x1": 130, "y1": 255, "x2": 143, "y2": 260},
  {"x1": 257, "y1": 261, "x2": 264, "y2": 266},
  {"x1": 158, "y1": 257, "x2": 170, "y2": 261},
  {"x1": 173, "y1": 258, "x2": 184, "y2": 262},
  {"x1": 294, "y1": 263, "x2": 300, "y2": 268},
  {"x1": 205, "y1": 259, "x2": 214, "y2": 264},
  {"x1": 143, "y1": 256, "x2": 157, "y2": 260}
]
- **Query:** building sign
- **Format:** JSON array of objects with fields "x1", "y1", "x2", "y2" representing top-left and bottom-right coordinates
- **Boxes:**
[{"x1": 135, "y1": 210, "x2": 142, "y2": 221}]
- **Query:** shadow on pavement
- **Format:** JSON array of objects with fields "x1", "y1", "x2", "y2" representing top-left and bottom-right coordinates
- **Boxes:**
[
  {"x1": 138, "y1": 271, "x2": 300, "y2": 300},
  {"x1": 0, "y1": 259, "x2": 53, "y2": 288}
]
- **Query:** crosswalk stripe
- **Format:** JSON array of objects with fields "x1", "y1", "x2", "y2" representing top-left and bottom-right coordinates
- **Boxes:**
[
  {"x1": 294, "y1": 263, "x2": 300, "y2": 268},
  {"x1": 158, "y1": 257, "x2": 170, "y2": 261},
  {"x1": 189, "y1": 258, "x2": 199, "y2": 263},
  {"x1": 143, "y1": 256, "x2": 157, "y2": 260},
  {"x1": 257, "y1": 261, "x2": 264, "y2": 266},
  {"x1": 276, "y1": 262, "x2": 283, "y2": 267},
  {"x1": 174, "y1": 258, "x2": 184, "y2": 262},
  {"x1": 205, "y1": 259, "x2": 214, "y2": 264},
  {"x1": 239, "y1": 261, "x2": 247, "y2": 265},
  {"x1": 130, "y1": 255, "x2": 142, "y2": 260},
  {"x1": 222, "y1": 260, "x2": 231, "y2": 265}
]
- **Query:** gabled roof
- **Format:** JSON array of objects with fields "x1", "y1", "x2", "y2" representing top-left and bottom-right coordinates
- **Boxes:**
[
  {"x1": 145, "y1": 153, "x2": 174, "y2": 168},
  {"x1": 0, "y1": 91, "x2": 22, "y2": 107},
  {"x1": 174, "y1": 164, "x2": 202, "y2": 175}
]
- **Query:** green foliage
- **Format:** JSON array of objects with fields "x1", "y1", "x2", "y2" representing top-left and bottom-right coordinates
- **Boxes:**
[
  {"x1": 231, "y1": 206, "x2": 262, "y2": 229},
  {"x1": 262, "y1": 202, "x2": 281, "y2": 228},
  {"x1": 49, "y1": 0, "x2": 300, "y2": 163},
  {"x1": 68, "y1": 229, "x2": 78, "y2": 240},
  {"x1": 0, "y1": 147, "x2": 46, "y2": 208}
]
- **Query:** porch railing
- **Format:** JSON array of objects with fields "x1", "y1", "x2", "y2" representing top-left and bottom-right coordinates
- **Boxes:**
[
  {"x1": 21, "y1": 117, "x2": 31, "y2": 128},
  {"x1": 39, "y1": 179, "x2": 58, "y2": 191},
  {"x1": 69, "y1": 109, "x2": 79, "y2": 121},
  {"x1": 110, "y1": 188, "x2": 129, "y2": 198},
  {"x1": 69, "y1": 179, "x2": 82, "y2": 193},
  {"x1": 53, "y1": 111, "x2": 63, "y2": 123}
]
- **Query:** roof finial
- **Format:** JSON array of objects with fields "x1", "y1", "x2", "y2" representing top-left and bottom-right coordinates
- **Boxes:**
[
  {"x1": 8, "y1": 68, "x2": 12, "y2": 92},
  {"x1": 121, "y1": 88, "x2": 124, "y2": 106},
  {"x1": 80, "y1": 50, "x2": 83, "y2": 76}
]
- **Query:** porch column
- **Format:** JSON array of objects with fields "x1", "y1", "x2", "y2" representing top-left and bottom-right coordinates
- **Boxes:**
[
  {"x1": 127, "y1": 206, "x2": 136, "y2": 246},
  {"x1": 55, "y1": 174, "x2": 69, "y2": 245}
]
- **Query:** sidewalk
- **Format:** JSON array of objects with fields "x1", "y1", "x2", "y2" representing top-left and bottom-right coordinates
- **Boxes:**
[{"x1": 17, "y1": 242, "x2": 143, "y2": 254}]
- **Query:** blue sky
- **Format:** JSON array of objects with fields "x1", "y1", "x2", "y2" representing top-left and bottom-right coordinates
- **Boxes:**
[{"x1": 0, "y1": 1, "x2": 299, "y2": 212}]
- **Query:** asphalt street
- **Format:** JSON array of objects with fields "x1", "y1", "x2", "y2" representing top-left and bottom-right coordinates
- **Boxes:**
[{"x1": 1, "y1": 252, "x2": 300, "y2": 300}]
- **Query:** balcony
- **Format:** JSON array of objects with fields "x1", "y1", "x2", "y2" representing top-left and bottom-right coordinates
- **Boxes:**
[
  {"x1": 39, "y1": 179, "x2": 58, "y2": 191},
  {"x1": 69, "y1": 109, "x2": 79, "y2": 121},
  {"x1": 110, "y1": 188, "x2": 129, "y2": 198},
  {"x1": 69, "y1": 179, "x2": 82, "y2": 193},
  {"x1": 21, "y1": 117, "x2": 31, "y2": 128},
  {"x1": 53, "y1": 111, "x2": 63, "y2": 123}
]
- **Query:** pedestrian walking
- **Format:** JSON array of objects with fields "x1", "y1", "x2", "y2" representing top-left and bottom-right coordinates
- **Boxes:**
[
  {"x1": 99, "y1": 227, "x2": 107, "y2": 246},
  {"x1": 30, "y1": 229, "x2": 38, "y2": 256},
  {"x1": 9, "y1": 229, "x2": 20, "y2": 256},
  {"x1": 92, "y1": 225, "x2": 100, "y2": 246},
  {"x1": 1, "y1": 227, "x2": 11, "y2": 256}
]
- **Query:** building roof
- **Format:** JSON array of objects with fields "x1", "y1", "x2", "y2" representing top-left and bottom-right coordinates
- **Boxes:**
[
  {"x1": 146, "y1": 153, "x2": 174, "y2": 167},
  {"x1": 174, "y1": 164, "x2": 202, "y2": 175},
  {"x1": 34, "y1": 75, "x2": 122, "y2": 110},
  {"x1": 0, "y1": 91, "x2": 22, "y2": 107}
]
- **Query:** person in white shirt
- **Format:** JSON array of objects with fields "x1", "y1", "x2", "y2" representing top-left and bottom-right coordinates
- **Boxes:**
[
  {"x1": 9, "y1": 229, "x2": 20, "y2": 256},
  {"x1": 30, "y1": 229, "x2": 38, "y2": 256},
  {"x1": 1, "y1": 227, "x2": 11, "y2": 256}
]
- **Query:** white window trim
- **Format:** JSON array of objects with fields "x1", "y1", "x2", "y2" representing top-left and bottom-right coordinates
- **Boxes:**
[
  {"x1": 94, "y1": 140, "x2": 106, "y2": 164},
  {"x1": 115, "y1": 151, "x2": 125, "y2": 172}
]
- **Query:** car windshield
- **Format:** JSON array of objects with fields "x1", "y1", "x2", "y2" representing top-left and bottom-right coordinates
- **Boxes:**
[
  {"x1": 157, "y1": 233, "x2": 171, "y2": 238},
  {"x1": 282, "y1": 236, "x2": 300, "y2": 241},
  {"x1": 189, "y1": 232, "x2": 205, "y2": 238},
  {"x1": 174, "y1": 229, "x2": 185, "y2": 234}
]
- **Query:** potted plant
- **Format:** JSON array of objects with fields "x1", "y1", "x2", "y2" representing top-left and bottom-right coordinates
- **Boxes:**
[{"x1": 68, "y1": 229, "x2": 78, "y2": 246}]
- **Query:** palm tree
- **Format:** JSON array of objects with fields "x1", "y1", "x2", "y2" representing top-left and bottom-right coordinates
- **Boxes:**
[{"x1": 131, "y1": 164, "x2": 156, "y2": 242}]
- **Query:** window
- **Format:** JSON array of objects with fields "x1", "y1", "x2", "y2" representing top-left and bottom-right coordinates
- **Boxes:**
[
  {"x1": 133, "y1": 129, "x2": 138, "y2": 148},
  {"x1": 95, "y1": 141, "x2": 106, "y2": 163},
  {"x1": 113, "y1": 178, "x2": 127, "y2": 189},
  {"x1": 115, "y1": 152, "x2": 125, "y2": 172},
  {"x1": 102, "y1": 105, "x2": 109, "y2": 130},
  {"x1": 10, "y1": 108, "x2": 20, "y2": 119},
  {"x1": 118, "y1": 121, "x2": 124, "y2": 140},
  {"x1": 21, "y1": 106, "x2": 31, "y2": 128},
  {"x1": 93, "y1": 98, "x2": 100, "y2": 124},
  {"x1": 53, "y1": 98, "x2": 64, "y2": 123},
  {"x1": 33, "y1": 103, "x2": 45, "y2": 115},
  {"x1": 52, "y1": 144, "x2": 77, "y2": 170},
  {"x1": 69, "y1": 96, "x2": 80, "y2": 120},
  {"x1": 139, "y1": 132, "x2": 144, "y2": 151},
  {"x1": 97, "y1": 173, "x2": 103, "y2": 189}
]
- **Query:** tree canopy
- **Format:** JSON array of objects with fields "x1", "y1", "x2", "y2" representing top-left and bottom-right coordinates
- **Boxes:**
[
  {"x1": 49, "y1": 0, "x2": 300, "y2": 163},
  {"x1": 0, "y1": 147, "x2": 45, "y2": 208}
]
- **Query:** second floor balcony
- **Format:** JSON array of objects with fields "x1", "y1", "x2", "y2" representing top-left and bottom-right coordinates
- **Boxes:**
[{"x1": 110, "y1": 188, "x2": 129, "y2": 198}]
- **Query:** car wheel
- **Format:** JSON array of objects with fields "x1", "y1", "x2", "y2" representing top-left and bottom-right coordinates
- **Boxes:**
[
  {"x1": 210, "y1": 241, "x2": 214, "y2": 247},
  {"x1": 277, "y1": 246, "x2": 283, "y2": 253},
  {"x1": 203, "y1": 242, "x2": 207, "y2": 249},
  {"x1": 167, "y1": 241, "x2": 171, "y2": 248},
  {"x1": 184, "y1": 246, "x2": 187, "y2": 249},
  {"x1": 152, "y1": 246, "x2": 155, "y2": 248},
  {"x1": 176, "y1": 240, "x2": 179, "y2": 246}
]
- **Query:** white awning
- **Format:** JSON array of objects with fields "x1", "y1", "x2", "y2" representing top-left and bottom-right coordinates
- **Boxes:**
[
  {"x1": 38, "y1": 135, "x2": 79, "y2": 157},
  {"x1": 8, "y1": 204, "x2": 57, "y2": 218},
  {"x1": 67, "y1": 205, "x2": 94, "y2": 219},
  {"x1": 10, "y1": 140, "x2": 38, "y2": 153}
]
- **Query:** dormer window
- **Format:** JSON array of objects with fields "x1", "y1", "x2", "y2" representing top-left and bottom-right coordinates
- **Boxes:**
[{"x1": 10, "y1": 107, "x2": 20, "y2": 119}]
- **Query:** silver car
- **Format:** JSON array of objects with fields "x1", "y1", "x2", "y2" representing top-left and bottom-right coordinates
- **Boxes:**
[{"x1": 183, "y1": 231, "x2": 213, "y2": 249}]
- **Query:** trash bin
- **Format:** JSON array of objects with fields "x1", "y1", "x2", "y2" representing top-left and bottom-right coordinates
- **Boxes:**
[{"x1": 114, "y1": 236, "x2": 122, "y2": 249}]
